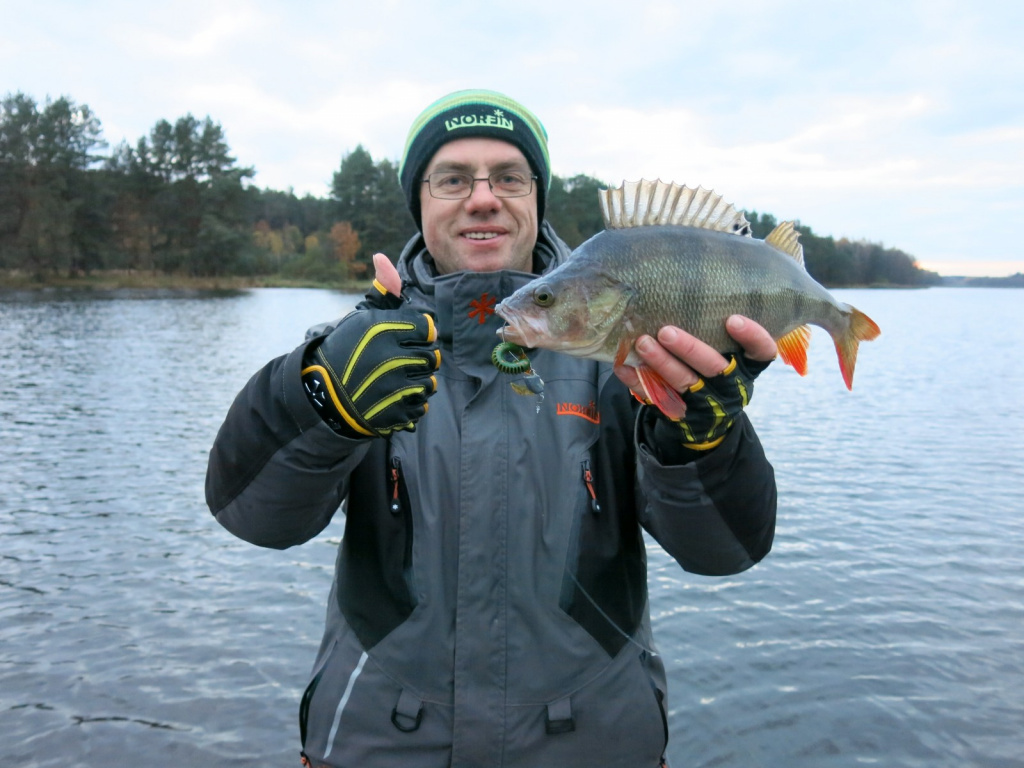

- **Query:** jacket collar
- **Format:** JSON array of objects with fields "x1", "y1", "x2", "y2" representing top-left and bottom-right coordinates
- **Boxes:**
[
  {"x1": 395, "y1": 220, "x2": 572, "y2": 301},
  {"x1": 394, "y1": 222, "x2": 572, "y2": 372}
]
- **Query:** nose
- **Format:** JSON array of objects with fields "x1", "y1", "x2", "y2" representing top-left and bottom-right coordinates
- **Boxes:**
[{"x1": 463, "y1": 178, "x2": 502, "y2": 214}]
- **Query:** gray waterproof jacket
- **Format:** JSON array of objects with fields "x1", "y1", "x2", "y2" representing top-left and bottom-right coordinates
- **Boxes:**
[{"x1": 206, "y1": 223, "x2": 777, "y2": 768}]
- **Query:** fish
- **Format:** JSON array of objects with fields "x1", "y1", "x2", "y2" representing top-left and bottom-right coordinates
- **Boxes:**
[{"x1": 494, "y1": 179, "x2": 881, "y2": 419}]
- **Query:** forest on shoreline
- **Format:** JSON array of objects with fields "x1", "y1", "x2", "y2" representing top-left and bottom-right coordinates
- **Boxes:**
[{"x1": 1, "y1": 92, "x2": 944, "y2": 291}]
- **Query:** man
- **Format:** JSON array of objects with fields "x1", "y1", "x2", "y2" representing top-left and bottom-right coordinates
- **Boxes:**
[{"x1": 206, "y1": 89, "x2": 778, "y2": 768}]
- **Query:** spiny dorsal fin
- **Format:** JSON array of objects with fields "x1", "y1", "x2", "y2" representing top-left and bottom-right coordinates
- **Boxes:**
[
  {"x1": 599, "y1": 179, "x2": 752, "y2": 236},
  {"x1": 765, "y1": 221, "x2": 804, "y2": 266}
]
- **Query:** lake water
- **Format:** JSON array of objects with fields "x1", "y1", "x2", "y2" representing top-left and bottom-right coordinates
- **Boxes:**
[{"x1": 1, "y1": 286, "x2": 1021, "y2": 767}]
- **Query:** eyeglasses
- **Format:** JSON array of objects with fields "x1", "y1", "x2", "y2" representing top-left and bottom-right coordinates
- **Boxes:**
[{"x1": 422, "y1": 170, "x2": 537, "y2": 200}]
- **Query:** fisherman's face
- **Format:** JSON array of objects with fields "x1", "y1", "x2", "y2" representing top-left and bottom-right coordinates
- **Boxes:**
[{"x1": 419, "y1": 138, "x2": 539, "y2": 275}]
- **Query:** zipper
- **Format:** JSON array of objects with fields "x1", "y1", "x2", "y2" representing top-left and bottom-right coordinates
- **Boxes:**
[
  {"x1": 582, "y1": 459, "x2": 601, "y2": 513},
  {"x1": 390, "y1": 456, "x2": 402, "y2": 515},
  {"x1": 641, "y1": 650, "x2": 670, "y2": 755},
  {"x1": 299, "y1": 667, "x2": 325, "y2": 751},
  {"x1": 389, "y1": 454, "x2": 416, "y2": 588}
]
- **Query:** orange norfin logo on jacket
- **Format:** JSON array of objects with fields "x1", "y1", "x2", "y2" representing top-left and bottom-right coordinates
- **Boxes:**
[{"x1": 557, "y1": 401, "x2": 600, "y2": 424}]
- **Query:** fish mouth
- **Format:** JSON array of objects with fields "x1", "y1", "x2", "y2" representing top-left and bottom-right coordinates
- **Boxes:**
[
  {"x1": 495, "y1": 301, "x2": 607, "y2": 357},
  {"x1": 494, "y1": 302, "x2": 546, "y2": 348}
]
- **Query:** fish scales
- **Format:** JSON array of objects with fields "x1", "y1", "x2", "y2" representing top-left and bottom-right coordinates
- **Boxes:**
[{"x1": 583, "y1": 226, "x2": 841, "y2": 353}]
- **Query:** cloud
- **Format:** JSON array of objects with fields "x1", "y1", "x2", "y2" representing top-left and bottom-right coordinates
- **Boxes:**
[
  {"x1": 116, "y1": 9, "x2": 263, "y2": 60},
  {"x1": 3, "y1": 0, "x2": 1023, "y2": 270}
]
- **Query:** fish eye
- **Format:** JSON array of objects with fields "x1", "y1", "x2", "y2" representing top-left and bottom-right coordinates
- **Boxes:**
[{"x1": 532, "y1": 284, "x2": 555, "y2": 307}]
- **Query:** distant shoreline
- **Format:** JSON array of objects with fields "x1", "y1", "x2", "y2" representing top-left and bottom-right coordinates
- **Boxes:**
[
  {"x1": 1, "y1": 269, "x2": 1021, "y2": 295},
  {"x1": 0, "y1": 270, "x2": 372, "y2": 295},
  {"x1": 938, "y1": 273, "x2": 1024, "y2": 288}
]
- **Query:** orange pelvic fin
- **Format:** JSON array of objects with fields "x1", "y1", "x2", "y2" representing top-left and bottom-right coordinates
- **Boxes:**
[
  {"x1": 636, "y1": 364, "x2": 687, "y2": 421},
  {"x1": 776, "y1": 325, "x2": 812, "y2": 377},
  {"x1": 833, "y1": 306, "x2": 881, "y2": 390},
  {"x1": 613, "y1": 337, "x2": 632, "y2": 368}
]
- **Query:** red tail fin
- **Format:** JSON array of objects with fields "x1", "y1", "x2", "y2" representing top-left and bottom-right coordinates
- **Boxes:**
[{"x1": 833, "y1": 307, "x2": 881, "y2": 389}]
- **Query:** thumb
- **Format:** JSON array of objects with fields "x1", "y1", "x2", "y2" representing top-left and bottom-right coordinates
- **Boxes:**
[
  {"x1": 372, "y1": 252, "x2": 403, "y2": 297},
  {"x1": 726, "y1": 315, "x2": 778, "y2": 362}
]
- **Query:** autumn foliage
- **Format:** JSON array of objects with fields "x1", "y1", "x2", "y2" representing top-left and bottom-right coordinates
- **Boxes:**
[{"x1": 1, "y1": 91, "x2": 940, "y2": 287}]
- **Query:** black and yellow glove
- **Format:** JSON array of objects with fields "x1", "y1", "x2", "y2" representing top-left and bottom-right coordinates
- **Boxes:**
[
  {"x1": 674, "y1": 354, "x2": 771, "y2": 452},
  {"x1": 301, "y1": 308, "x2": 441, "y2": 438}
]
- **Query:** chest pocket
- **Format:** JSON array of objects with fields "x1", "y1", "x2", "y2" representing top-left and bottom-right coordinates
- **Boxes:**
[{"x1": 557, "y1": 394, "x2": 648, "y2": 658}]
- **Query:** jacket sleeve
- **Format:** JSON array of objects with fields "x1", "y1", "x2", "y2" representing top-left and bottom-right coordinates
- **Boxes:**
[
  {"x1": 205, "y1": 340, "x2": 372, "y2": 550},
  {"x1": 635, "y1": 408, "x2": 777, "y2": 576}
]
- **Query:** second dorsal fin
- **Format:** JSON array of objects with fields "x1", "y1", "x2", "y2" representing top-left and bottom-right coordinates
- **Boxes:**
[{"x1": 764, "y1": 221, "x2": 805, "y2": 265}]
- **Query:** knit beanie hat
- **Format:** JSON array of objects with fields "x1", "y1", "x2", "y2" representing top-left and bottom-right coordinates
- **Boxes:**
[{"x1": 399, "y1": 89, "x2": 551, "y2": 229}]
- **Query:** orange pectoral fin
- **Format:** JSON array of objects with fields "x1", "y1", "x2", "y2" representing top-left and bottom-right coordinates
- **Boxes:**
[
  {"x1": 776, "y1": 325, "x2": 812, "y2": 377},
  {"x1": 636, "y1": 364, "x2": 687, "y2": 421}
]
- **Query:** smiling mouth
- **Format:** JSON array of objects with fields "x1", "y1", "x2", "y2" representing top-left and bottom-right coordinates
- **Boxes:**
[{"x1": 463, "y1": 232, "x2": 502, "y2": 240}]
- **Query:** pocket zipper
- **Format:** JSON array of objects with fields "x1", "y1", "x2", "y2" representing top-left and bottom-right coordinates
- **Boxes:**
[
  {"x1": 390, "y1": 456, "x2": 402, "y2": 515},
  {"x1": 582, "y1": 459, "x2": 601, "y2": 513}
]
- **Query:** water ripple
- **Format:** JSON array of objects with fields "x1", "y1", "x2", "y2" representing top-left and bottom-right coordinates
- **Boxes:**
[{"x1": 2, "y1": 288, "x2": 1023, "y2": 767}]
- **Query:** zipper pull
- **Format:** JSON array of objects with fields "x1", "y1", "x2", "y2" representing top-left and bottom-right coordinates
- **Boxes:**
[
  {"x1": 582, "y1": 460, "x2": 601, "y2": 513},
  {"x1": 390, "y1": 456, "x2": 402, "y2": 515}
]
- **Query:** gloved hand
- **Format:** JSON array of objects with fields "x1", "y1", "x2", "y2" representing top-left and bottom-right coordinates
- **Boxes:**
[
  {"x1": 674, "y1": 354, "x2": 771, "y2": 452},
  {"x1": 301, "y1": 307, "x2": 441, "y2": 438}
]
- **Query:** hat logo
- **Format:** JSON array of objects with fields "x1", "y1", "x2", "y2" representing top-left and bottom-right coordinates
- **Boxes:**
[{"x1": 445, "y1": 109, "x2": 514, "y2": 132}]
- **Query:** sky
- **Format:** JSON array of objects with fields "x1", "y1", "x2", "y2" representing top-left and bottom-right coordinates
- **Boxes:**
[{"x1": 3, "y1": 0, "x2": 1022, "y2": 277}]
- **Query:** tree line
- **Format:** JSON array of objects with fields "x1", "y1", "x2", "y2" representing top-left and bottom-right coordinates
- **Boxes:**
[{"x1": 1, "y1": 92, "x2": 940, "y2": 287}]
